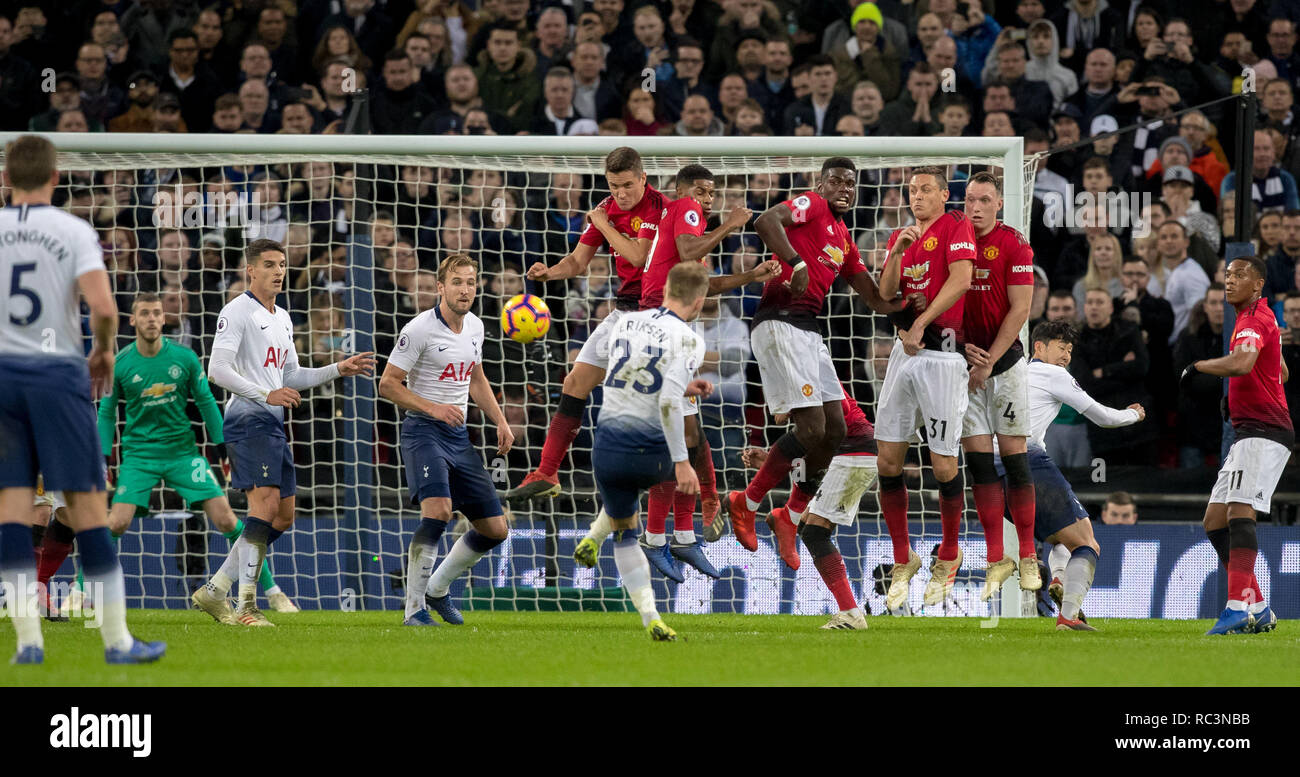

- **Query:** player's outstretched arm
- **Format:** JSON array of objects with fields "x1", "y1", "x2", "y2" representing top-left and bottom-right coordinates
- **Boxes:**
[
  {"x1": 754, "y1": 204, "x2": 808, "y2": 295},
  {"x1": 377, "y1": 363, "x2": 464, "y2": 426},
  {"x1": 1187, "y1": 341, "x2": 1260, "y2": 378},
  {"x1": 469, "y1": 363, "x2": 514, "y2": 455},
  {"x1": 79, "y1": 268, "x2": 118, "y2": 398},
  {"x1": 707, "y1": 259, "x2": 782, "y2": 296},
  {"x1": 678, "y1": 207, "x2": 752, "y2": 263},
  {"x1": 1046, "y1": 365, "x2": 1144, "y2": 427},
  {"x1": 526, "y1": 241, "x2": 597, "y2": 283}
]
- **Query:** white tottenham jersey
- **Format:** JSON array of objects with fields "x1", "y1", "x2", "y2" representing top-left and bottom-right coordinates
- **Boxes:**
[
  {"x1": 1027, "y1": 359, "x2": 1141, "y2": 449},
  {"x1": 598, "y1": 307, "x2": 704, "y2": 448},
  {"x1": 0, "y1": 205, "x2": 104, "y2": 360},
  {"x1": 387, "y1": 307, "x2": 483, "y2": 417},
  {"x1": 211, "y1": 291, "x2": 297, "y2": 429}
]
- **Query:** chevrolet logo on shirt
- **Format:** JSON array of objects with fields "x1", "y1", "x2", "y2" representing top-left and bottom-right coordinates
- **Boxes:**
[
  {"x1": 974, "y1": 268, "x2": 991, "y2": 279},
  {"x1": 902, "y1": 261, "x2": 930, "y2": 281},
  {"x1": 140, "y1": 382, "x2": 176, "y2": 400}
]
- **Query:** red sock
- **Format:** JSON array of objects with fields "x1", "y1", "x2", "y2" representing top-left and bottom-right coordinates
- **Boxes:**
[
  {"x1": 646, "y1": 482, "x2": 674, "y2": 535},
  {"x1": 1249, "y1": 575, "x2": 1263, "y2": 604},
  {"x1": 694, "y1": 438, "x2": 717, "y2": 502},
  {"x1": 673, "y1": 488, "x2": 696, "y2": 533},
  {"x1": 536, "y1": 402, "x2": 583, "y2": 478},
  {"x1": 37, "y1": 532, "x2": 73, "y2": 585},
  {"x1": 786, "y1": 483, "x2": 812, "y2": 516},
  {"x1": 879, "y1": 478, "x2": 910, "y2": 564},
  {"x1": 813, "y1": 550, "x2": 857, "y2": 611},
  {"x1": 971, "y1": 482, "x2": 1005, "y2": 562},
  {"x1": 1007, "y1": 483, "x2": 1036, "y2": 558},
  {"x1": 1227, "y1": 547, "x2": 1257, "y2": 604},
  {"x1": 938, "y1": 480, "x2": 964, "y2": 562},
  {"x1": 745, "y1": 444, "x2": 795, "y2": 505}
]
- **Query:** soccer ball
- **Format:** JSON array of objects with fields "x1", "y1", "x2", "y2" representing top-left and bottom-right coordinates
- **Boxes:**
[{"x1": 501, "y1": 293, "x2": 551, "y2": 343}]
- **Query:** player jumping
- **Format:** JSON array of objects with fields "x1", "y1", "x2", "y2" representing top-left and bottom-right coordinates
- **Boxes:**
[
  {"x1": 726, "y1": 157, "x2": 903, "y2": 559},
  {"x1": 0, "y1": 134, "x2": 164, "y2": 663},
  {"x1": 192, "y1": 238, "x2": 374, "y2": 626},
  {"x1": 741, "y1": 386, "x2": 880, "y2": 629},
  {"x1": 1008, "y1": 321, "x2": 1144, "y2": 630},
  {"x1": 1183, "y1": 256, "x2": 1292, "y2": 635},
  {"x1": 959, "y1": 171, "x2": 1041, "y2": 600},
  {"x1": 589, "y1": 262, "x2": 713, "y2": 640},
  {"x1": 572, "y1": 163, "x2": 778, "y2": 580},
  {"x1": 378, "y1": 254, "x2": 514, "y2": 627},
  {"x1": 878, "y1": 165, "x2": 975, "y2": 611},
  {"x1": 92, "y1": 292, "x2": 296, "y2": 621}
]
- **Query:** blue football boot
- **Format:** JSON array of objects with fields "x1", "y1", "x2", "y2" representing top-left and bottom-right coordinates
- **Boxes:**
[
  {"x1": 1205, "y1": 607, "x2": 1252, "y2": 635},
  {"x1": 670, "y1": 539, "x2": 721, "y2": 578},
  {"x1": 11, "y1": 645, "x2": 43, "y2": 665},
  {"x1": 403, "y1": 609, "x2": 439, "y2": 627},
  {"x1": 1249, "y1": 605, "x2": 1277, "y2": 634},
  {"x1": 639, "y1": 536, "x2": 684, "y2": 583},
  {"x1": 425, "y1": 594, "x2": 465, "y2": 625},
  {"x1": 105, "y1": 639, "x2": 166, "y2": 664}
]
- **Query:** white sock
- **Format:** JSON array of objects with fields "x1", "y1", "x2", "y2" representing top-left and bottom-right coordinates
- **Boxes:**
[
  {"x1": 1048, "y1": 543, "x2": 1070, "y2": 583},
  {"x1": 585, "y1": 509, "x2": 614, "y2": 544},
  {"x1": 426, "y1": 533, "x2": 487, "y2": 599},
  {"x1": 645, "y1": 531, "x2": 666, "y2": 547},
  {"x1": 1, "y1": 565, "x2": 42, "y2": 649},
  {"x1": 404, "y1": 537, "x2": 440, "y2": 619},
  {"x1": 238, "y1": 538, "x2": 267, "y2": 604},
  {"x1": 745, "y1": 495, "x2": 760, "y2": 512},
  {"x1": 1061, "y1": 549, "x2": 1097, "y2": 621},
  {"x1": 264, "y1": 584, "x2": 282, "y2": 597},
  {"x1": 212, "y1": 537, "x2": 245, "y2": 594},
  {"x1": 237, "y1": 582, "x2": 256, "y2": 609},
  {"x1": 1226, "y1": 599, "x2": 1248, "y2": 611},
  {"x1": 1249, "y1": 600, "x2": 1268, "y2": 614},
  {"x1": 85, "y1": 564, "x2": 131, "y2": 651},
  {"x1": 207, "y1": 569, "x2": 234, "y2": 597},
  {"x1": 674, "y1": 529, "x2": 695, "y2": 544},
  {"x1": 613, "y1": 535, "x2": 658, "y2": 627}
]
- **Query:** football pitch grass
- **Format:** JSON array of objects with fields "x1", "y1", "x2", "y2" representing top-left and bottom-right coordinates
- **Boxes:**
[{"x1": 1, "y1": 611, "x2": 1295, "y2": 686}]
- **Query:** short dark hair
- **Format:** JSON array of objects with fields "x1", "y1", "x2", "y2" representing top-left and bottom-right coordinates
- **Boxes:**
[
  {"x1": 384, "y1": 48, "x2": 410, "y2": 64},
  {"x1": 245, "y1": 238, "x2": 285, "y2": 263},
  {"x1": 605, "y1": 146, "x2": 643, "y2": 175},
  {"x1": 168, "y1": 29, "x2": 198, "y2": 47},
  {"x1": 968, "y1": 170, "x2": 1001, "y2": 193},
  {"x1": 822, "y1": 156, "x2": 856, "y2": 173},
  {"x1": 1158, "y1": 219, "x2": 1188, "y2": 238},
  {"x1": 1083, "y1": 156, "x2": 1111, "y2": 173},
  {"x1": 1122, "y1": 255, "x2": 1149, "y2": 268},
  {"x1": 1031, "y1": 319, "x2": 1078, "y2": 348},
  {"x1": 911, "y1": 165, "x2": 947, "y2": 190},
  {"x1": 1207, "y1": 281, "x2": 1226, "y2": 293},
  {"x1": 675, "y1": 37, "x2": 703, "y2": 56},
  {"x1": 805, "y1": 54, "x2": 835, "y2": 70},
  {"x1": 676, "y1": 163, "x2": 713, "y2": 187},
  {"x1": 485, "y1": 21, "x2": 521, "y2": 39},
  {"x1": 1106, "y1": 490, "x2": 1135, "y2": 507},
  {"x1": 131, "y1": 292, "x2": 161, "y2": 311},
  {"x1": 1024, "y1": 127, "x2": 1050, "y2": 145},
  {"x1": 1048, "y1": 288, "x2": 1075, "y2": 301},
  {"x1": 910, "y1": 62, "x2": 935, "y2": 77},
  {"x1": 1230, "y1": 255, "x2": 1268, "y2": 282}
]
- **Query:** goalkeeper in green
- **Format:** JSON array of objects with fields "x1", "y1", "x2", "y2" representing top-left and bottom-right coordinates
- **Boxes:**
[{"x1": 95, "y1": 292, "x2": 296, "y2": 617}]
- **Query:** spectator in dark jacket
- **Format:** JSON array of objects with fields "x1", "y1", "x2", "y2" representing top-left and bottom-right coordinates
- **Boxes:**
[
  {"x1": 781, "y1": 54, "x2": 849, "y2": 135},
  {"x1": 1281, "y1": 291, "x2": 1300, "y2": 446},
  {"x1": 1051, "y1": 0, "x2": 1126, "y2": 73},
  {"x1": 1073, "y1": 287, "x2": 1157, "y2": 463},
  {"x1": 1264, "y1": 209, "x2": 1300, "y2": 302},
  {"x1": 991, "y1": 42, "x2": 1054, "y2": 129},
  {"x1": 1131, "y1": 18, "x2": 1228, "y2": 110},
  {"x1": 156, "y1": 29, "x2": 220, "y2": 133},
  {"x1": 878, "y1": 62, "x2": 941, "y2": 136},
  {"x1": 530, "y1": 67, "x2": 583, "y2": 135},
  {"x1": 1172, "y1": 284, "x2": 1227, "y2": 467},
  {"x1": 319, "y1": 0, "x2": 396, "y2": 68},
  {"x1": 370, "y1": 49, "x2": 436, "y2": 135},
  {"x1": 1115, "y1": 254, "x2": 1177, "y2": 440}
]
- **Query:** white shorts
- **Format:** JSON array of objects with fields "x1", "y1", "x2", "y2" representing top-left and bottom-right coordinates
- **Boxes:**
[
  {"x1": 874, "y1": 339, "x2": 968, "y2": 458},
  {"x1": 1209, "y1": 436, "x2": 1292, "y2": 513},
  {"x1": 963, "y1": 358, "x2": 1031, "y2": 438},
  {"x1": 807, "y1": 454, "x2": 878, "y2": 526},
  {"x1": 575, "y1": 309, "x2": 627, "y2": 368},
  {"x1": 33, "y1": 490, "x2": 65, "y2": 511},
  {"x1": 751, "y1": 319, "x2": 843, "y2": 416}
]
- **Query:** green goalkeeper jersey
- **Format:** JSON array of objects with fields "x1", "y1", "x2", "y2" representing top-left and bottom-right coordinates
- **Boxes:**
[{"x1": 97, "y1": 339, "x2": 225, "y2": 459}]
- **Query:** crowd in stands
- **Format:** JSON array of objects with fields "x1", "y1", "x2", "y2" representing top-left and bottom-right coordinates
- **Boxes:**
[{"x1": 4, "y1": 0, "x2": 1300, "y2": 488}]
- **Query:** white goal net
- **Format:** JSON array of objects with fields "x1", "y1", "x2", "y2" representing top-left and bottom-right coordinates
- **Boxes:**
[{"x1": 3, "y1": 133, "x2": 1033, "y2": 618}]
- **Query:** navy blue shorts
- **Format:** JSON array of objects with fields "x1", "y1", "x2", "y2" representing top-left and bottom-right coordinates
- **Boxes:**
[
  {"x1": 0, "y1": 356, "x2": 104, "y2": 492},
  {"x1": 592, "y1": 437, "x2": 674, "y2": 520},
  {"x1": 227, "y1": 434, "x2": 297, "y2": 497},
  {"x1": 996, "y1": 446, "x2": 1088, "y2": 542},
  {"x1": 401, "y1": 415, "x2": 502, "y2": 521}
]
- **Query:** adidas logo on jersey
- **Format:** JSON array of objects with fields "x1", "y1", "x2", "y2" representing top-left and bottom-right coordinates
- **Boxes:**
[{"x1": 132, "y1": 374, "x2": 142, "y2": 383}]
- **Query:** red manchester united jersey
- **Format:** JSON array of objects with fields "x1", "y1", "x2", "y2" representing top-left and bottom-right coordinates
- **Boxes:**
[
  {"x1": 752, "y1": 191, "x2": 865, "y2": 331},
  {"x1": 1229, "y1": 298, "x2": 1294, "y2": 446},
  {"x1": 640, "y1": 197, "x2": 706, "y2": 309},
  {"x1": 579, "y1": 184, "x2": 665, "y2": 309},
  {"x1": 885, "y1": 210, "x2": 977, "y2": 344},
  {"x1": 965, "y1": 221, "x2": 1034, "y2": 366}
]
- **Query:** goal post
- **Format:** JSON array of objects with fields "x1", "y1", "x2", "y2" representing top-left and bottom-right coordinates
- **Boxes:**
[{"x1": 1, "y1": 131, "x2": 1035, "y2": 617}]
